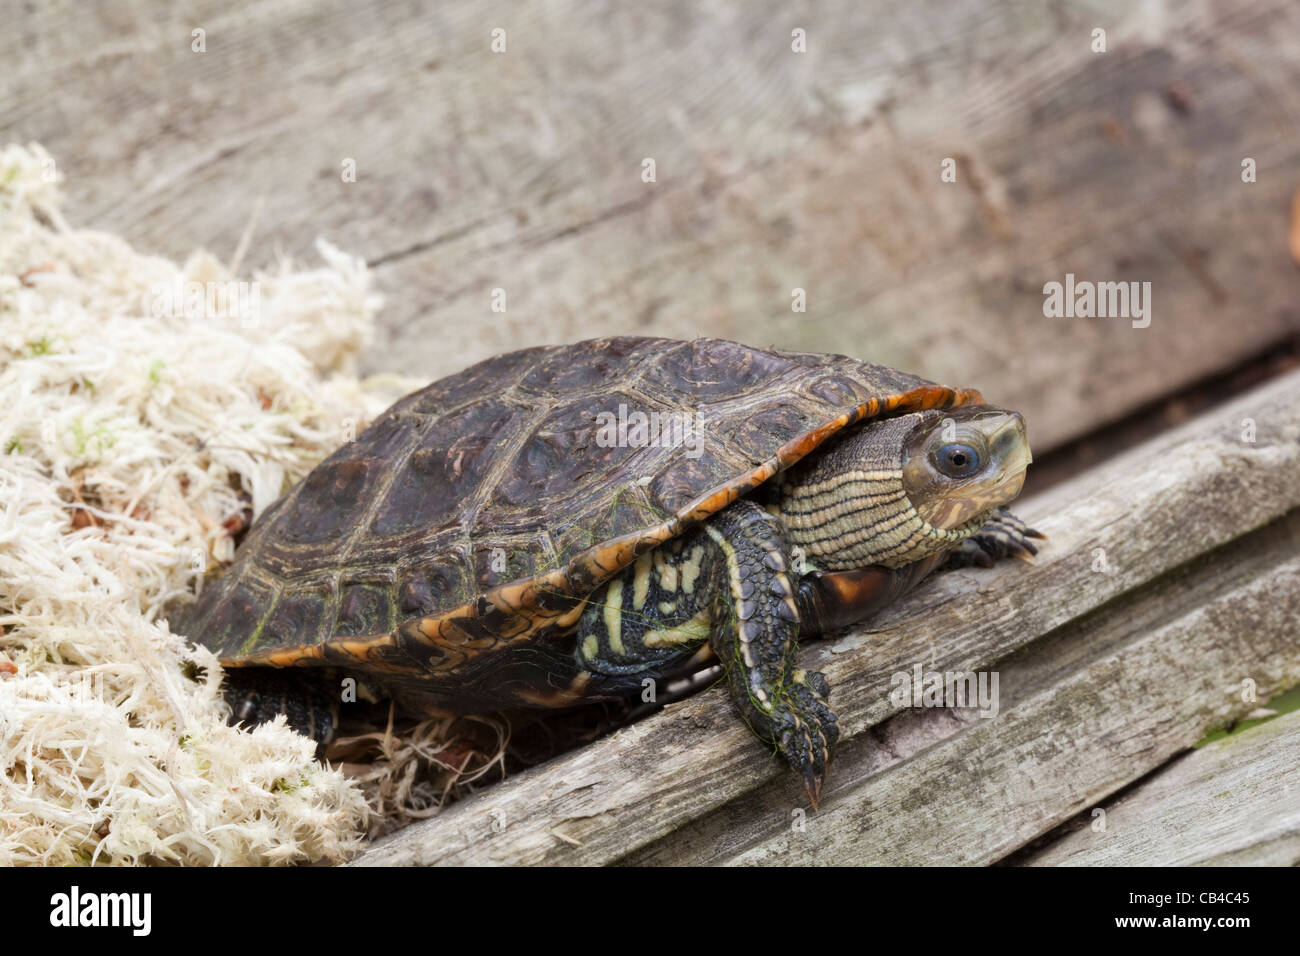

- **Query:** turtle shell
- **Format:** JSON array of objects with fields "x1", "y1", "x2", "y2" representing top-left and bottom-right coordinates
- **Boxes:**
[{"x1": 187, "y1": 337, "x2": 982, "y2": 705}]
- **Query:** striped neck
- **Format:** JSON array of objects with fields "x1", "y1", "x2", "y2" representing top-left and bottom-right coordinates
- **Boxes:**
[{"x1": 776, "y1": 415, "x2": 989, "y2": 570}]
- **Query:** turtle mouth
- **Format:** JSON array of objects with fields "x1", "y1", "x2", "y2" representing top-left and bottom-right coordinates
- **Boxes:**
[
  {"x1": 910, "y1": 411, "x2": 1033, "y2": 530},
  {"x1": 926, "y1": 468, "x2": 1027, "y2": 528}
]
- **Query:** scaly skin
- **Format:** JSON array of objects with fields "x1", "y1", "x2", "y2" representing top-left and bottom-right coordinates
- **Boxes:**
[
  {"x1": 577, "y1": 500, "x2": 839, "y2": 805},
  {"x1": 576, "y1": 500, "x2": 1042, "y2": 808},
  {"x1": 944, "y1": 506, "x2": 1044, "y2": 568},
  {"x1": 703, "y1": 502, "x2": 839, "y2": 807}
]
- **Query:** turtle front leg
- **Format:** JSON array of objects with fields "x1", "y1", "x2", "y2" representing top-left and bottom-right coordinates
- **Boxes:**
[
  {"x1": 793, "y1": 509, "x2": 1044, "y2": 631},
  {"x1": 944, "y1": 506, "x2": 1044, "y2": 569},
  {"x1": 702, "y1": 500, "x2": 839, "y2": 808},
  {"x1": 793, "y1": 557, "x2": 946, "y2": 634}
]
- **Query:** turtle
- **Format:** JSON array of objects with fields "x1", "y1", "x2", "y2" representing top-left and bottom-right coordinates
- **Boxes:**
[{"x1": 185, "y1": 336, "x2": 1041, "y2": 805}]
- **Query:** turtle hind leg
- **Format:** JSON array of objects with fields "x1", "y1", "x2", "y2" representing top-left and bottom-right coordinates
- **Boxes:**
[
  {"x1": 221, "y1": 668, "x2": 338, "y2": 755},
  {"x1": 945, "y1": 506, "x2": 1045, "y2": 569}
]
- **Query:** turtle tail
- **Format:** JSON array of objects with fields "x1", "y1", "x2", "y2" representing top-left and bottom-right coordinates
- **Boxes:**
[{"x1": 221, "y1": 668, "x2": 338, "y2": 755}]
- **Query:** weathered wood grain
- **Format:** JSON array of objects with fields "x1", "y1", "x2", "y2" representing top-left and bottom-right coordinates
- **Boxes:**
[
  {"x1": 1015, "y1": 711, "x2": 1300, "y2": 867},
  {"x1": 353, "y1": 367, "x2": 1300, "y2": 866},
  {"x1": 635, "y1": 521, "x2": 1300, "y2": 865},
  {"x1": 6, "y1": 0, "x2": 1300, "y2": 452}
]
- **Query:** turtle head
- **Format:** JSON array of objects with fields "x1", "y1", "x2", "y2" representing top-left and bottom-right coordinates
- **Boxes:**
[
  {"x1": 777, "y1": 403, "x2": 1032, "y2": 571},
  {"x1": 901, "y1": 406, "x2": 1032, "y2": 530}
]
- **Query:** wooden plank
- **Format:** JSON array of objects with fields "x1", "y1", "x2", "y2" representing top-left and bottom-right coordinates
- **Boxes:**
[
  {"x1": 5, "y1": 1, "x2": 1300, "y2": 452},
  {"x1": 1014, "y1": 711, "x2": 1300, "y2": 867},
  {"x1": 352, "y1": 367, "x2": 1300, "y2": 865},
  {"x1": 631, "y1": 522, "x2": 1300, "y2": 865}
]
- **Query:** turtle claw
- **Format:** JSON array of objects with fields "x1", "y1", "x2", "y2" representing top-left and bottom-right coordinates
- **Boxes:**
[
  {"x1": 779, "y1": 724, "x2": 832, "y2": 810},
  {"x1": 947, "y1": 507, "x2": 1044, "y2": 569},
  {"x1": 774, "y1": 670, "x2": 839, "y2": 810},
  {"x1": 803, "y1": 766, "x2": 824, "y2": 811}
]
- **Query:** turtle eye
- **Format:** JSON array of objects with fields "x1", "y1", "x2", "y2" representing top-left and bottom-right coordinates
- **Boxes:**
[{"x1": 935, "y1": 442, "x2": 981, "y2": 478}]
